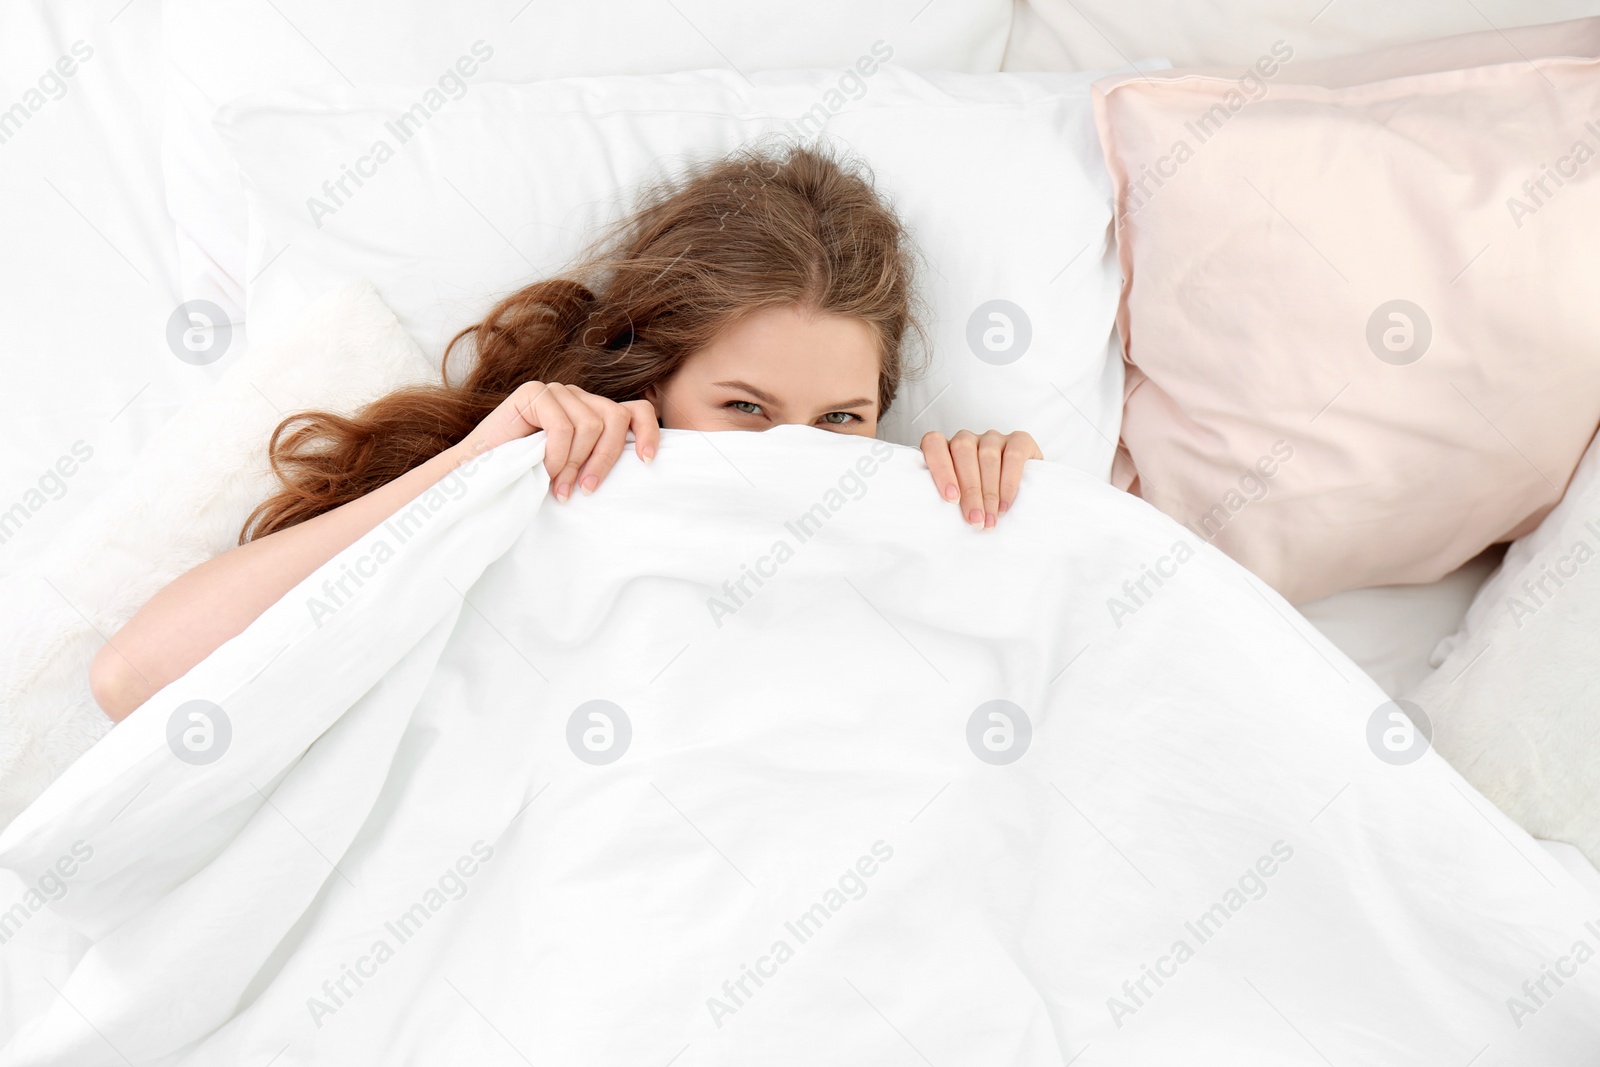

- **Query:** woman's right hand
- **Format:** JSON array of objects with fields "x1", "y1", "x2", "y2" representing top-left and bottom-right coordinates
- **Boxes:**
[{"x1": 455, "y1": 381, "x2": 660, "y2": 500}]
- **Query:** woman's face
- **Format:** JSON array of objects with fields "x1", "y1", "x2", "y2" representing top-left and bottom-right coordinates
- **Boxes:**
[{"x1": 645, "y1": 305, "x2": 880, "y2": 436}]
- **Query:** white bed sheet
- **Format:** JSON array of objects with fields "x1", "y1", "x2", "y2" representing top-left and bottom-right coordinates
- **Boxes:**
[
  {"x1": 5, "y1": 6, "x2": 1599, "y2": 1051},
  {"x1": 1297, "y1": 547, "x2": 1504, "y2": 699},
  {"x1": 0, "y1": 1, "x2": 243, "y2": 580}
]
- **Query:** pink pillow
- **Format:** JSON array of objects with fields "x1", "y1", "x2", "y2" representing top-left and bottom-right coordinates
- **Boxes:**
[{"x1": 1092, "y1": 17, "x2": 1600, "y2": 603}]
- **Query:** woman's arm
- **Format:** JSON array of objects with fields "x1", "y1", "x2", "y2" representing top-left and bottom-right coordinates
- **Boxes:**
[
  {"x1": 89, "y1": 442, "x2": 477, "y2": 723},
  {"x1": 90, "y1": 381, "x2": 660, "y2": 724}
]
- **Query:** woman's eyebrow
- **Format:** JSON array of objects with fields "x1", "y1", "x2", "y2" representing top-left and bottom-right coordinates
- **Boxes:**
[
  {"x1": 712, "y1": 380, "x2": 781, "y2": 406},
  {"x1": 713, "y1": 380, "x2": 873, "y2": 412},
  {"x1": 713, "y1": 377, "x2": 787, "y2": 406}
]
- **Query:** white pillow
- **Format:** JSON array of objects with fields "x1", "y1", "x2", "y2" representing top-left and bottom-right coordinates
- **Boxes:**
[
  {"x1": 215, "y1": 69, "x2": 1137, "y2": 478},
  {"x1": 1003, "y1": 0, "x2": 1599, "y2": 71},
  {"x1": 1404, "y1": 428, "x2": 1600, "y2": 868},
  {"x1": 161, "y1": 0, "x2": 1013, "y2": 321},
  {"x1": 0, "y1": 282, "x2": 435, "y2": 830}
]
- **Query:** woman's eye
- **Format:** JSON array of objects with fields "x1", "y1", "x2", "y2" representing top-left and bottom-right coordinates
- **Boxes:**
[
  {"x1": 820, "y1": 411, "x2": 860, "y2": 425},
  {"x1": 729, "y1": 401, "x2": 763, "y2": 416}
]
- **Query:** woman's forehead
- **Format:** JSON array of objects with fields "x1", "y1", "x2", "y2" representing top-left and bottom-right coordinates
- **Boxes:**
[{"x1": 685, "y1": 306, "x2": 879, "y2": 408}]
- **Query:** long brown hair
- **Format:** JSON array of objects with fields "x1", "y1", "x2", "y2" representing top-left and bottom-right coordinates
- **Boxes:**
[{"x1": 241, "y1": 141, "x2": 923, "y2": 542}]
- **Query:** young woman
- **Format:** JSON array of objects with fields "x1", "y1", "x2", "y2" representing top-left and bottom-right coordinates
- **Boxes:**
[{"x1": 89, "y1": 143, "x2": 1042, "y2": 723}]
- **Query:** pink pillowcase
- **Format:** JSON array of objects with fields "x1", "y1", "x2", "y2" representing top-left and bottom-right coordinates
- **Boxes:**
[{"x1": 1092, "y1": 17, "x2": 1600, "y2": 602}]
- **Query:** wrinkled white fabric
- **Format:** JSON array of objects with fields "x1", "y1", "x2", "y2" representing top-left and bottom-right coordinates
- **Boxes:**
[{"x1": 2, "y1": 427, "x2": 1597, "y2": 1066}]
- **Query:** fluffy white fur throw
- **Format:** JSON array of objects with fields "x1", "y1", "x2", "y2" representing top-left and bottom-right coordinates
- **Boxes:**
[
  {"x1": 0, "y1": 282, "x2": 436, "y2": 828},
  {"x1": 1409, "y1": 427, "x2": 1600, "y2": 868}
]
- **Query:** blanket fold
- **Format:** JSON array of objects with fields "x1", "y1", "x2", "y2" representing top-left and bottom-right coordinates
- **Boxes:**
[{"x1": 1, "y1": 427, "x2": 1596, "y2": 1066}]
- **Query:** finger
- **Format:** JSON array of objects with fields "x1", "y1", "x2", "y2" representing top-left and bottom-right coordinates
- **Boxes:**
[
  {"x1": 949, "y1": 431, "x2": 984, "y2": 529},
  {"x1": 977, "y1": 431, "x2": 1006, "y2": 529},
  {"x1": 510, "y1": 381, "x2": 551, "y2": 436},
  {"x1": 548, "y1": 386, "x2": 607, "y2": 501},
  {"x1": 627, "y1": 400, "x2": 661, "y2": 464},
  {"x1": 919, "y1": 431, "x2": 958, "y2": 503},
  {"x1": 534, "y1": 386, "x2": 575, "y2": 482},
  {"x1": 998, "y1": 433, "x2": 1041, "y2": 517},
  {"x1": 574, "y1": 399, "x2": 633, "y2": 494},
  {"x1": 479, "y1": 380, "x2": 549, "y2": 463}
]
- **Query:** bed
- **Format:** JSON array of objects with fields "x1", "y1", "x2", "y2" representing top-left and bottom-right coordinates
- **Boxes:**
[{"x1": 3, "y1": 1, "x2": 1598, "y2": 1062}]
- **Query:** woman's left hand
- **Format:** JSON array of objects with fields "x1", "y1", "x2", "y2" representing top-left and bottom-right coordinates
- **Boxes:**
[{"x1": 920, "y1": 430, "x2": 1043, "y2": 530}]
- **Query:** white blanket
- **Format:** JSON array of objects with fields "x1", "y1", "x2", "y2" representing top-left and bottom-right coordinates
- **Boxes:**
[{"x1": 2, "y1": 427, "x2": 1598, "y2": 1065}]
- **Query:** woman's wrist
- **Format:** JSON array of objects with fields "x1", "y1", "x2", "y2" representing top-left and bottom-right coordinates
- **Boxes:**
[{"x1": 440, "y1": 438, "x2": 492, "y2": 471}]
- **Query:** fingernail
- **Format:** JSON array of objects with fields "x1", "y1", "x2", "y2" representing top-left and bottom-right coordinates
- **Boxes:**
[
  {"x1": 998, "y1": 499, "x2": 1010, "y2": 514},
  {"x1": 967, "y1": 508, "x2": 983, "y2": 527},
  {"x1": 985, "y1": 511, "x2": 996, "y2": 528},
  {"x1": 555, "y1": 482, "x2": 570, "y2": 502},
  {"x1": 642, "y1": 448, "x2": 655, "y2": 464},
  {"x1": 944, "y1": 484, "x2": 958, "y2": 501},
  {"x1": 581, "y1": 475, "x2": 599, "y2": 495}
]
